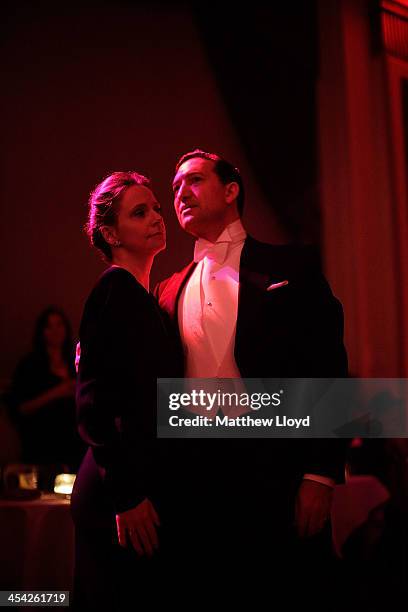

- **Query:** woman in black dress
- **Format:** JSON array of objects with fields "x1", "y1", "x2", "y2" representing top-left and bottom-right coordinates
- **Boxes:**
[{"x1": 70, "y1": 171, "x2": 183, "y2": 608}]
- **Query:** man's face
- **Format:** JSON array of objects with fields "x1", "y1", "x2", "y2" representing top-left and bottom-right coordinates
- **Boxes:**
[{"x1": 172, "y1": 157, "x2": 230, "y2": 239}]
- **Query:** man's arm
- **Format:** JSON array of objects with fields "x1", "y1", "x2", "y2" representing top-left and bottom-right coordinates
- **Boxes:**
[{"x1": 294, "y1": 250, "x2": 348, "y2": 535}]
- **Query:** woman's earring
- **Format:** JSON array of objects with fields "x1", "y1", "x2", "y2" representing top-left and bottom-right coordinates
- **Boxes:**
[{"x1": 113, "y1": 240, "x2": 122, "y2": 247}]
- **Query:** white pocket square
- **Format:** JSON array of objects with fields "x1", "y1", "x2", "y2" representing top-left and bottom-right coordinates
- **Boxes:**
[{"x1": 266, "y1": 280, "x2": 289, "y2": 291}]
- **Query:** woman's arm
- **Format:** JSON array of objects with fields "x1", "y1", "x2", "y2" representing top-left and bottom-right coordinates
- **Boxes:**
[
  {"x1": 19, "y1": 379, "x2": 75, "y2": 415},
  {"x1": 76, "y1": 268, "x2": 159, "y2": 515}
]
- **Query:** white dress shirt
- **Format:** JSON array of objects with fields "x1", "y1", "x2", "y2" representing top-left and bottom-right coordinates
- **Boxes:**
[{"x1": 178, "y1": 219, "x2": 246, "y2": 379}]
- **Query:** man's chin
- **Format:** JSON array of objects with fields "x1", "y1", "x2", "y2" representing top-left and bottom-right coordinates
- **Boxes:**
[{"x1": 180, "y1": 217, "x2": 200, "y2": 237}]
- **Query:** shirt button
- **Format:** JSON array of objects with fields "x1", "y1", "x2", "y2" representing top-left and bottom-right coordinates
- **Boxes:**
[
  {"x1": 207, "y1": 301, "x2": 212, "y2": 307},
  {"x1": 211, "y1": 275, "x2": 216, "y2": 280}
]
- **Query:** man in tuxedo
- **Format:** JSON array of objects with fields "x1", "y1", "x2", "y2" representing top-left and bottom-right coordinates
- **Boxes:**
[{"x1": 155, "y1": 149, "x2": 348, "y2": 601}]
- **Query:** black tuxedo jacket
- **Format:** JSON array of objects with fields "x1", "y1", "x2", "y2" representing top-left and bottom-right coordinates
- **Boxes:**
[{"x1": 155, "y1": 236, "x2": 348, "y2": 482}]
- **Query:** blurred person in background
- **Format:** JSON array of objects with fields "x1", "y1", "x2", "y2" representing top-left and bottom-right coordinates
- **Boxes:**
[{"x1": 7, "y1": 307, "x2": 84, "y2": 486}]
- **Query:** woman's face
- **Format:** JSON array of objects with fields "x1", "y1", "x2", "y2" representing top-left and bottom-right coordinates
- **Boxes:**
[
  {"x1": 111, "y1": 184, "x2": 166, "y2": 257},
  {"x1": 44, "y1": 313, "x2": 67, "y2": 348}
]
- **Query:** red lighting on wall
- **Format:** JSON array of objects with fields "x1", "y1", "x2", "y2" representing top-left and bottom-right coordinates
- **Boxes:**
[{"x1": 382, "y1": 1, "x2": 408, "y2": 60}]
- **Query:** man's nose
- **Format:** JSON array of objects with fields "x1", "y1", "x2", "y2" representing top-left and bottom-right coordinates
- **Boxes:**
[{"x1": 176, "y1": 181, "x2": 191, "y2": 204}]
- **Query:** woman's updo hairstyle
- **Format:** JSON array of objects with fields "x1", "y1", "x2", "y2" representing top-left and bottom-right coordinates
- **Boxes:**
[{"x1": 85, "y1": 171, "x2": 151, "y2": 261}]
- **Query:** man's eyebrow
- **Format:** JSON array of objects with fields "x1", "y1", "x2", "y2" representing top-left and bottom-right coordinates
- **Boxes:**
[{"x1": 172, "y1": 171, "x2": 204, "y2": 188}]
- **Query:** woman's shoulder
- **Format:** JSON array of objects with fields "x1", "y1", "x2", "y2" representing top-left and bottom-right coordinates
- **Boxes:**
[
  {"x1": 82, "y1": 266, "x2": 148, "y2": 321},
  {"x1": 97, "y1": 265, "x2": 139, "y2": 287},
  {"x1": 90, "y1": 266, "x2": 144, "y2": 299}
]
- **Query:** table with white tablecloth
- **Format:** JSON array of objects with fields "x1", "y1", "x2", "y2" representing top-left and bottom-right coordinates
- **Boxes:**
[{"x1": 0, "y1": 493, "x2": 74, "y2": 592}]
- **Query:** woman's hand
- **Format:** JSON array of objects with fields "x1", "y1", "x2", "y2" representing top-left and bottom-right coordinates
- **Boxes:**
[{"x1": 116, "y1": 498, "x2": 160, "y2": 557}]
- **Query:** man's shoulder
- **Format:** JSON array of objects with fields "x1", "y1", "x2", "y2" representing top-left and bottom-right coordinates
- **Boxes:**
[
  {"x1": 246, "y1": 235, "x2": 318, "y2": 256},
  {"x1": 244, "y1": 236, "x2": 321, "y2": 274}
]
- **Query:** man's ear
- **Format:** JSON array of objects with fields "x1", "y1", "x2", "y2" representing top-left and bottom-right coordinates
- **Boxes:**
[
  {"x1": 100, "y1": 225, "x2": 119, "y2": 246},
  {"x1": 225, "y1": 182, "x2": 239, "y2": 204}
]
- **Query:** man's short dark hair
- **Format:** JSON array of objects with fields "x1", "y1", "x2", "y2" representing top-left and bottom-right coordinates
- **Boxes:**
[{"x1": 175, "y1": 149, "x2": 245, "y2": 216}]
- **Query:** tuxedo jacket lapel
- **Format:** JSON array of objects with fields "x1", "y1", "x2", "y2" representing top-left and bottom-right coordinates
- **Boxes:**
[
  {"x1": 235, "y1": 236, "x2": 293, "y2": 374},
  {"x1": 157, "y1": 261, "x2": 197, "y2": 322},
  {"x1": 236, "y1": 237, "x2": 270, "y2": 355}
]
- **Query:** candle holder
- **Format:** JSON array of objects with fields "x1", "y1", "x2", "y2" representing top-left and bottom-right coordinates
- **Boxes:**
[{"x1": 53, "y1": 473, "x2": 76, "y2": 498}]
